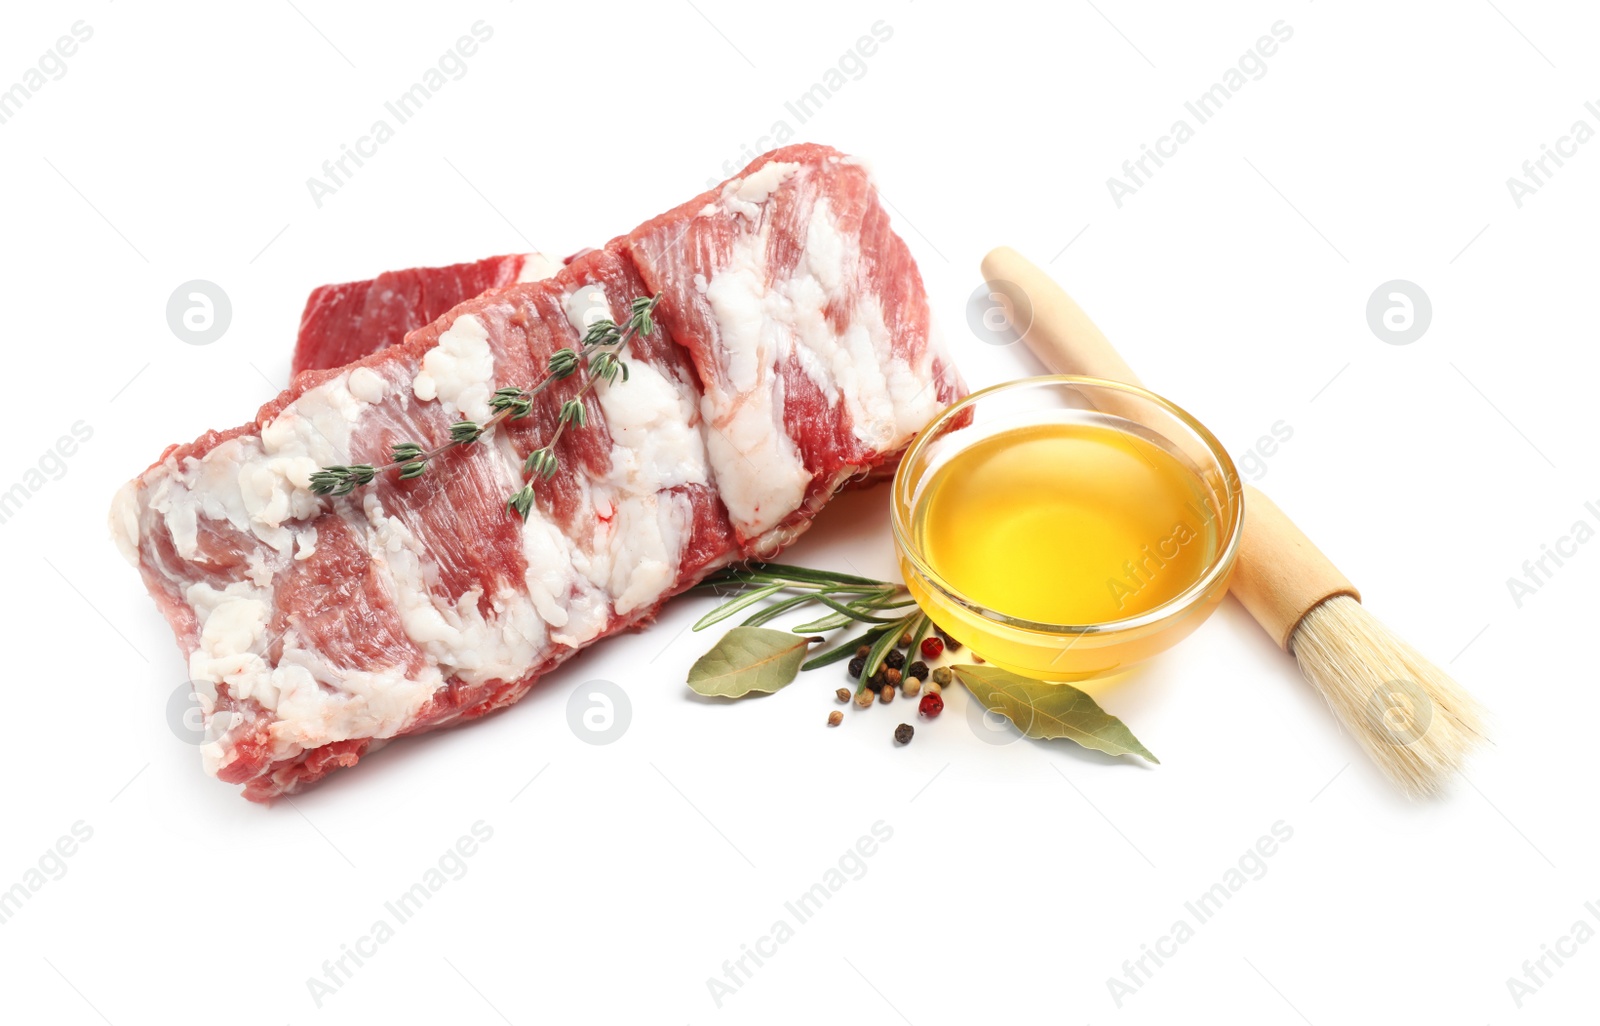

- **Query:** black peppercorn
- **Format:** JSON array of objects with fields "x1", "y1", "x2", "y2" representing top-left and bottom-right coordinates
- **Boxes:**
[
  {"x1": 848, "y1": 655, "x2": 866, "y2": 678},
  {"x1": 906, "y1": 660, "x2": 928, "y2": 681},
  {"x1": 884, "y1": 649, "x2": 905, "y2": 670},
  {"x1": 894, "y1": 723, "x2": 914, "y2": 745}
]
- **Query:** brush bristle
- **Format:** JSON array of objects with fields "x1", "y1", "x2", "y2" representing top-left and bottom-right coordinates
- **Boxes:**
[{"x1": 1289, "y1": 595, "x2": 1487, "y2": 797}]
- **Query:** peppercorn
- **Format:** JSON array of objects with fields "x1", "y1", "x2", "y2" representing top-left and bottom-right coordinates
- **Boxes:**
[
  {"x1": 919, "y1": 691, "x2": 944, "y2": 717},
  {"x1": 879, "y1": 684, "x2": 896, "y2": 704},
  {"x1": 924, "y1": 680, "x2": 943, "y2": 697},
  {"x1": 899, "y1": 630, "x2": 913, "y2": 647},
  {"x1": 931, "y1": 667, "x2": 952, "y2": 686},
  {"x1": 856, "y1": 644, "x2": 871, "y2": 658},
  {"x1": 884, "y1": 667, "x2": 902, "y2": 686},
  {"x1": 906, "y1": 660, "x2": 928, "y2": 681},
  {"x1": 828, "y1": 710, "x2": 844, "y2": 726},
  {"x1": 836, "y1": 688, "x2": 851, "y2": 703},
  {"x1": 855, "y1": 688, "x2": 874, "y2": 708},
  {"x1": 870, "y1": 669, "x2": 888, "y2": 690},
  {"x1": 902, "y1": 677, "x2": 921, "y2": 698},
  {"x1": 920, "y1": 636, "x2": 944, "y2": 660},
  {"x1": 884, "y1": 649, "x2": 905, "y2": 670},
  {"x1": 847, "y1": 655, "x2": 867, "y2": 678},
  {"x1": 894, "y1": 723, "x2": 914, "y2": 745}
]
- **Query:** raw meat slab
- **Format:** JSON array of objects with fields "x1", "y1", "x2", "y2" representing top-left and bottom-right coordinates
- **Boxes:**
[{"x1": 114, "y1": 144, "x2": 963, "y2": 800}]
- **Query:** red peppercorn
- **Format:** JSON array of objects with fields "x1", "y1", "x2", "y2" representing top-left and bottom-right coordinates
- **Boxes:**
[
  {"x1": 918, "y1": 691, "x2": 944, "y2": 718},
  {"x1": 920, "y1": 636, "x2": 944, "y2": 660}
]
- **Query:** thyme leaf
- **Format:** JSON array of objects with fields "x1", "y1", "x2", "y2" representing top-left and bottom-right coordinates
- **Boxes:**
[{"x1": 310, "y1": 293, "x2": 663, "y2": 518}]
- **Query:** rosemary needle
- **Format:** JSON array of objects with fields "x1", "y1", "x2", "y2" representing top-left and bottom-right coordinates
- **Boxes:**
[{"x1": 695, "y1": 563, "x2": 929, "y2": 686}]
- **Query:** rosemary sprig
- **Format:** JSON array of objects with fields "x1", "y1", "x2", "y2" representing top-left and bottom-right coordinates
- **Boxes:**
[
  {"x1": 694, "y1": 563, "x2": 928, "y2": 688},
  {"x1": 311, "y1": 294, "x2": 662, "y2": 519}
]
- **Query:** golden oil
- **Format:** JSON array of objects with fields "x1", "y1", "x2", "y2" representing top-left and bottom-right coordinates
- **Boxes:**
[
  {"x1": 904, "y1": 417, "x2": 1225, "y2": 678},
  {"x1": 893, "y1": 378, "x2": 1243, "y2": 682}
]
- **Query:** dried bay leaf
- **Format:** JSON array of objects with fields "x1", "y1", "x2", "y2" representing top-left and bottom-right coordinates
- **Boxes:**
[
  {"x1": 688, "y1": 627, "x2": 816, "y2": 698},
  {"x1": 953, "y1": 664, "x2": 1159, "y2": 763}
]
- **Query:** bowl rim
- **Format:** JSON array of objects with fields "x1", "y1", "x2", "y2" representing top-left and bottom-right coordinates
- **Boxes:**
[{"x1": 889, "y1": 374, "x2": 1245, "y2": 636}]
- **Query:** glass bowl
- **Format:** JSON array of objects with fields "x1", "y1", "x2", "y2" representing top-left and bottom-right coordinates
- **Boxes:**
[{"x1": 890, "y1": 376, "x2": 1244, "y2": 682}]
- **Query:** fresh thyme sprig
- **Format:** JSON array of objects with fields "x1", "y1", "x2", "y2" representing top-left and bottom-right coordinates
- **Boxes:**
[
  {"x1": 693, "y1": 563, "x2": 931, "y2": 689},
  {"x1": 310, "y1": 294, "x2": 662, "y2": 519}
]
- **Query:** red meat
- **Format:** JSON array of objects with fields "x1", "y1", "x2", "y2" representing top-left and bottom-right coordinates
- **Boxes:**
[
  {"x1": 292, "y1": 252, "x2": 558, "y2": 376},
  {"x1": 113, "y1": 143, "x2": 964, "y2": 800}
]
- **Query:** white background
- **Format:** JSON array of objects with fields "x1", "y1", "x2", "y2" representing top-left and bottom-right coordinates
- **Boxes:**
[{"x1": 0, "y1": 1, "x2": 1594, "y2": 1023}]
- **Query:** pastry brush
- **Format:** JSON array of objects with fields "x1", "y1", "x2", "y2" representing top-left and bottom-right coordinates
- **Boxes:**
[{"x1": 981, "y1": 246, "x2": 1486, "y2": 796}]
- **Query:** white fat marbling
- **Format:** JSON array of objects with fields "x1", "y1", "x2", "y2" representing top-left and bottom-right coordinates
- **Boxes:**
[
  {"x1": 714, "y1": 161, "x2": 801, "y2": 220},
  {"x1": 591, "y1": 355, "x2": 708, "y2": 615},
  {"x1": 694, "y1": 189, "x2": 947, "y2": 538},
  {"x1": 149, "y1": 369, "x2": 385, "y2": 565},
  {"x1": 516, "y1": 251, "x2": 563, "y2": 283},
  {"x1": 562, "y1": 284, "x2": 612, "y2": 336},
  {"x1": 181, "y1": 575, "x2": 445, "y2": 773},
  {"x1": 347, "y1": 367, "x2": 387, "y2": 404},
  {"x1": 146, "y1": 436, "x2": 315, "y2": 564},
  {"x1": 698, "y1": 223, "x2": 813, "y2": 538},
  {"x1": 361, "y1": 488, "x2": 546, "y2": 688},
  {"x1": 556, "y1": 286, "x2": 711, "y2": 618},
  {"x1": 413, "y1": 313, "x2": 494, "y2": 422}
]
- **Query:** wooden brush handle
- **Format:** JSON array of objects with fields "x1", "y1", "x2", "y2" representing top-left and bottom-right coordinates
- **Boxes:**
[
  {"x1": 979, "y1": 250, "x2": 1144, "y2": 386},
  {"x1": 1231, "y1": 486, "x2": 1360, "y2": 648},
  {"x1": 980, "y1": 246, "x2": 1359, "y2": 650}
]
